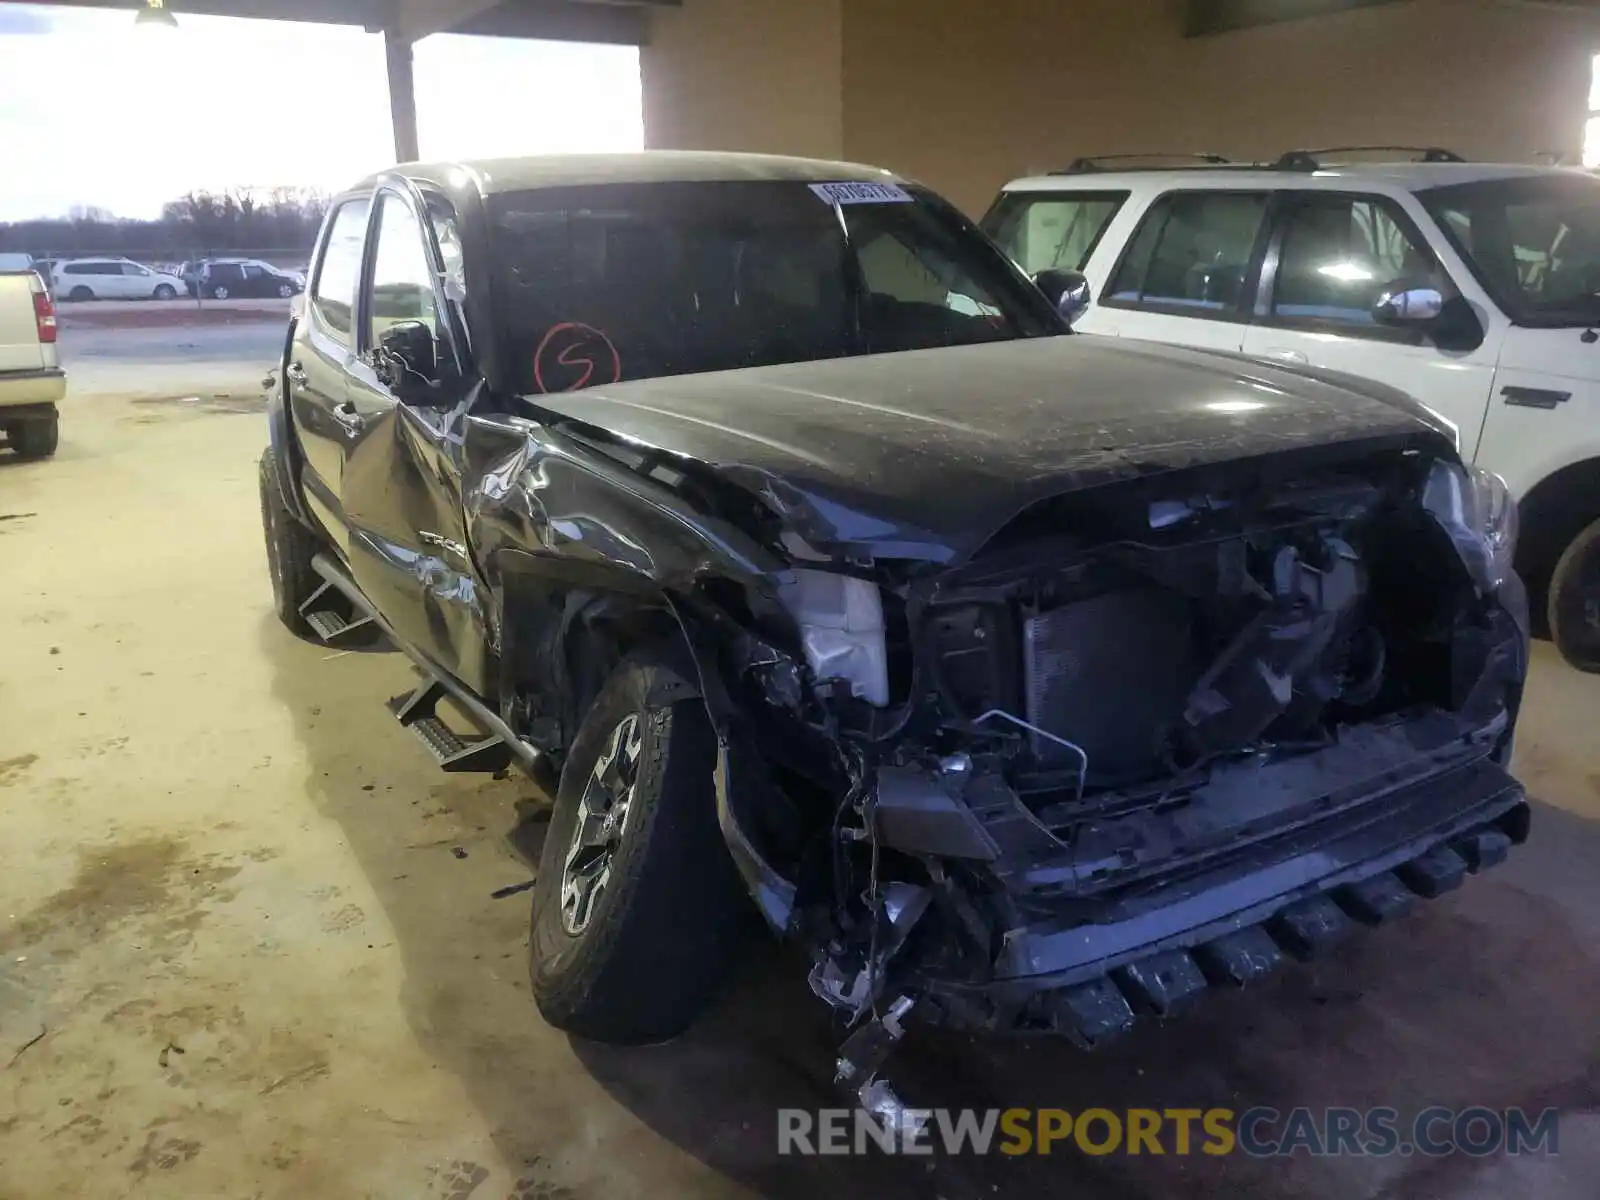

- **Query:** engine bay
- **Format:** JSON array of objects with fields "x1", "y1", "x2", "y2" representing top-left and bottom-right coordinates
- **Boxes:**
[{"x1": 915, "y1": 454, "x2": 1477, "y2": 818}]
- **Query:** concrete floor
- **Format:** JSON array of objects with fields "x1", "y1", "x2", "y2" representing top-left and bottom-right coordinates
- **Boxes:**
[{"x1": 3, "y1": 335, "x2": 1600, "y2": 1199}]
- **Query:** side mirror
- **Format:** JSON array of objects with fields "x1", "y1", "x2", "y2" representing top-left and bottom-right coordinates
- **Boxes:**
[
  {"x1": 1033, "y1": 268, "x2": 1092, "y2": 327},
  {"x1": 1372, "y1": 282, "x2": 1484, "y2": 351},
  {"x1": 374, "y1": 320, "x2": 444, "y2": 405},
  {"x1": 1372, "y1": 284, "x2": 1444, "y2": 325}
]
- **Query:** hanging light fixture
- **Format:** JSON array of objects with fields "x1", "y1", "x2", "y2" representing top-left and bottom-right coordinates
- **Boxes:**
[{"x1": 133, "y1": 0, "x2": 179, "y2": 29}]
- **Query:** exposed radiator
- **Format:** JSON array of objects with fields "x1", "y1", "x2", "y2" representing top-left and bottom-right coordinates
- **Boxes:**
[{"x1": 1022, "y1": 589, "x2": 1197, "y2": 786}]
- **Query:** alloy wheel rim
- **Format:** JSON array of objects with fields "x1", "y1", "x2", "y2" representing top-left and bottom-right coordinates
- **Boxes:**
[{"x1": 559, "y1": 712, "x2": 644, "y2": 935}]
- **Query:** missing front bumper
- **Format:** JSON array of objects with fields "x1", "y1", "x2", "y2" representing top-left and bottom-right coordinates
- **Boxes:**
[{"x1": 919, "y1": 759, "x2": 1528, "y2": 1048}]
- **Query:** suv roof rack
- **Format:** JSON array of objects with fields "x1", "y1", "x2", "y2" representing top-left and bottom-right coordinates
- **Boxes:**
[
  {"x1": 1054, "y1": 153, "x2": 1232, "y2": 175},
  {"x1": 1274, "y1": 146, "x2": 1467, "y2": 171}
]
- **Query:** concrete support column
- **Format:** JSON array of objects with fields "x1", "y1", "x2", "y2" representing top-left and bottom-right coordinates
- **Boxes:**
[{"x1": 385, "y1": 29, "x2": 421, "y2": 164}]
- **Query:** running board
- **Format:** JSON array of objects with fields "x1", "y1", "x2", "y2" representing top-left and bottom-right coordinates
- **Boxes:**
[
  {"x1": 299, "y1": 581, "x2": 381, "y2": 649},
  {"x1": 309, "y1": 552, "x2": 544, "y2": 777},
  {"x1": 388, "y1": 678, "x2": 513, "y2": 773}
]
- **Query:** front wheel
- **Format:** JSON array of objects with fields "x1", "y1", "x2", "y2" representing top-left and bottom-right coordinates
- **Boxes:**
[
  {"x1": 530, "y1": 657, "x2": 751, "y2": 1044},
  {"x1": 278, "y1": 283, "x2": 294, "y2": 298},
  {"x1": 9, "y1": 415, "x2": 58, "y2": 459},
  {"x1": 67, "y1": 286, "x2": 93, "y2": 302},
  {"x1": 1549, "y1": 516, "x2": 1600, "y2": 673},
  {"x1": 259, "y1": 446, "x2": 320, "y2": 640},
  {"x1": 154, "y1": 284, "x2": 177, "y2": 300}
]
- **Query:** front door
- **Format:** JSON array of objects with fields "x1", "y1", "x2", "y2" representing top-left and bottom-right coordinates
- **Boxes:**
[
  {"x1": 338, "y1": 185, "x2": 490, "y2": 692},
  {"x1": 1083, "y1": 189, "x2": 1272, "y2": 355},
  {"x1": 287, "y1": 195, "x2": 371, "y2": 547},
  {"x1": 1240, "y1": 190, "x2": 1502, "y2": 459}
]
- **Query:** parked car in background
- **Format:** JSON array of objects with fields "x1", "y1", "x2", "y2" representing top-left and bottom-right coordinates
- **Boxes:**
[
  {"x1": 54, "y1": 258, "x2": 185, "y2": 301},
  {"x1": 260, "y1": 153, "x2": 1528, "y2": 1108},
  {"x1": 200, "y1": 258, "x2": 304, "y2": 300},
  {"x1": 0, "y1": 265, "x2": 63, "y2": 458},
  {"x1": 986, "y1": 149, "x2": 1600, "y2": 672}
]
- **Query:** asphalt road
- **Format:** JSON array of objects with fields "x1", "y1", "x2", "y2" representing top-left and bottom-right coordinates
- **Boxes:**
[{"x1": 57, "y1": 311, "x2": 284, "y2": 398}]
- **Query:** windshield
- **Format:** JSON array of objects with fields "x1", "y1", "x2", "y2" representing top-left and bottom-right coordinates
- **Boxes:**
[
  {"x1": 485, "y1": 180, "x2": 1061, "y2": 394},
  {"x1": 1423, "y1": 174, "x2": 1600, "y2": 326},
  {"x1": 980, "y1": 190, "x2": 1129, "y2": 275}
]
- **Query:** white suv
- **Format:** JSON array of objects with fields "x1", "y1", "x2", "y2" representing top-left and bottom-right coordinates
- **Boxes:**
[{"x1": 985, "y1": 149, "x2": 1600, "y2": 671}]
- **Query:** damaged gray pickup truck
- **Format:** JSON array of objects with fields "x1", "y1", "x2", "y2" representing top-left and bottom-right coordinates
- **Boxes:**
[{"x1": 260, "y1": 152, "x2": 1529, "y2": 1107}]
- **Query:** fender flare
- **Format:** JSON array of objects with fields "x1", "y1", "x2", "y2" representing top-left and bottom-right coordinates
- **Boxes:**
[
  {"x1": 662, "y1": 598, "x2": 800, "y2": 936},
  {"x1": 265, "y1": 318, "x2": 312, "y2": 526}
]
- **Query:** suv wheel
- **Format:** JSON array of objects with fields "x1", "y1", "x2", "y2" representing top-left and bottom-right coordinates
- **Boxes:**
[
  {"x1": 211, "y1": 284, "x2": 230, "y2": 300},
  {"x1": 1549, "y1": 516, "x2": 1600, "y2": 673},
  {"x1": 154, "y1": 283, "x2": 177, "y2": 300},
  {"x1": 9, "y1": 415, "x2": 58, "y2": 460},
  {"x1": 259, "y1": 446, "x2": 320, "y2": 640},
  {"x1": 67, "y1": 286, "x2": 92, "y2": 302},
  {"x1": 278, "y1": 282, "x2": 294, "y2": 298},
  {"x1": 530, "y1": 657, "x2": 750, "y2": 1044}
]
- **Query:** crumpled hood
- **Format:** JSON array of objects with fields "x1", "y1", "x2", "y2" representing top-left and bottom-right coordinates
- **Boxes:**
[{"x1": 530, "y1": 335, "x2": 1454, "y2": 563}]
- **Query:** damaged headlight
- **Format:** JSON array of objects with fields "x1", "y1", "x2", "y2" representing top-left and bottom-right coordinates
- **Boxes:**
[
  {"x1": 779, "y1": 569, "x2": 890, "y2": 706},
  {"x1": 1424, "y1": 461, "x2": 1519, "y2": 593}
]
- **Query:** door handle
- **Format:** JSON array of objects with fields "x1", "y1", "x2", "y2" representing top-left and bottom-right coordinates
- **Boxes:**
[
  {"x1": 1261, "y1": 348, "x2": 1310, "y2": 364},
  {"x1": 332, "y1": 400, "x2": 362, "y2": 428},
  {"x1": 285, "y1": 362, "x2": 309, "y2": 388}
]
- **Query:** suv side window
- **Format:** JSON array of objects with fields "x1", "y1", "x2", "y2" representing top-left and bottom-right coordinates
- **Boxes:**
[
  {"x1": 122, "y1": 262, "x2": 149, "y2": 276},
  {"x1": 367, "y1": 193, "x2": 441, "y2": 347},
  {"x1": 312, "y1": 198, "x2": 371, "y2": 344},
  {"x1": 1107, "y1": 192, "x2": 1269, "y2": 314},
  {"x1": 1269, "y1": 194, "x2": 1444, "y2": 334},
  {"x1": 982, "y1": 191, "x2": 1128, "y2": 274}
]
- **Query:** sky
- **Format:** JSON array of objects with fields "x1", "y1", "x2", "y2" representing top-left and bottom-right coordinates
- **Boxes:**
[{"x1": 0, "y1": 3, "x2": 644, "y2": 220}]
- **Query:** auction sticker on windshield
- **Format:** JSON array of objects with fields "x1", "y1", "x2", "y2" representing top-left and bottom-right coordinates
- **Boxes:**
[{"x1": 810, "y1": 181, "x2": 914, "y2": 205}]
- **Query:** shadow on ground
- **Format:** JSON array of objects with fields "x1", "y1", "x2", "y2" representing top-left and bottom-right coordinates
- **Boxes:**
[{"x1": 263, "y1": 617, "x2": 1600, "y2": 1199}]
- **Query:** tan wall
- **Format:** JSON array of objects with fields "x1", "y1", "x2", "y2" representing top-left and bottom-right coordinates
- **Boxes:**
[
  {"x1": 842, "y1": 0, "x2": 1599, "y2": 212},
  {"x1": 640, "y1": 0, "x2": 1599, "y2": 215},
  {"x1": 641, "y1": 0, "x2": 845, "y2": 161}
]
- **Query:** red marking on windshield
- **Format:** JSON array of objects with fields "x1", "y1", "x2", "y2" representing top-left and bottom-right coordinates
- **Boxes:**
[{"x1": 533, "y1": 322, "x2": 621, "y2": 393}]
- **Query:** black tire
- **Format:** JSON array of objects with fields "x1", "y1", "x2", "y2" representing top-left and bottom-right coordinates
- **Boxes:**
[
  {"x1": 211, "y1": 284, "x2": 230, "y2": 300},
  {"x1": 154, "y1": 284, "x2": 177, "y2": 300},
  {"x1": 278, "y1": 283, "x2": 294, "y2": 298},
  {"x1": 530, "y1": 658, "x2": 750, "y2": 1044},
  {"x1": 10, "y1": 415, "x2": 58, "y2": 460},
  {"x1": 259, "y1": 445, "x2": 320, "y2": 640},
  {"x1": 1549, "y1": 516, "x2": 1600, "y2": 673},
  {"x1": 67, "y1": 286, "x2": 93, "y2": 302}
]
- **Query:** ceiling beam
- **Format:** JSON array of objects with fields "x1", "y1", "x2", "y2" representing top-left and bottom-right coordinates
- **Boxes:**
[
  {"x1": 449, "y1": 0, "x2": 663, "y2": 45},
  {"x1": 0, "y1": 0, "x2": 391, "y2": 25},
  {"x1": 1185, "y1": 0, "x2": 1407, "y2": 36},
  {"x1": 0, "y1": 0, "x2": 668, "y2": 41}
]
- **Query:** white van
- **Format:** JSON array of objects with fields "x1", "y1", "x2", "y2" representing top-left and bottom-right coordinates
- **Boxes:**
[
  {"x1": 54, "y1": 257, "x2": 185, "y2": 302},
  {"x1": 986, "y1": 150, "x2": 1600, "y2": 671}
]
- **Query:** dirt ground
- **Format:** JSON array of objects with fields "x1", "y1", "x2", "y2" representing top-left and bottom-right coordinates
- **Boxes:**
[{"x1": 3, "y1": 365, "x2": 1600, "y2": 1199}]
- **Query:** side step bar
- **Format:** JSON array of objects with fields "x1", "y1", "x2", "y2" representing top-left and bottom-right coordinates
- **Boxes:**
[
  {"x1": 387, "y1": 677, "x2": 513, "y2": 773},
  {"x1": 298, "y1": 580, "x2": 382, "y2": 649},
  {"x1": 309, "y1": 553, "x2": 543, "y2": 777}
]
